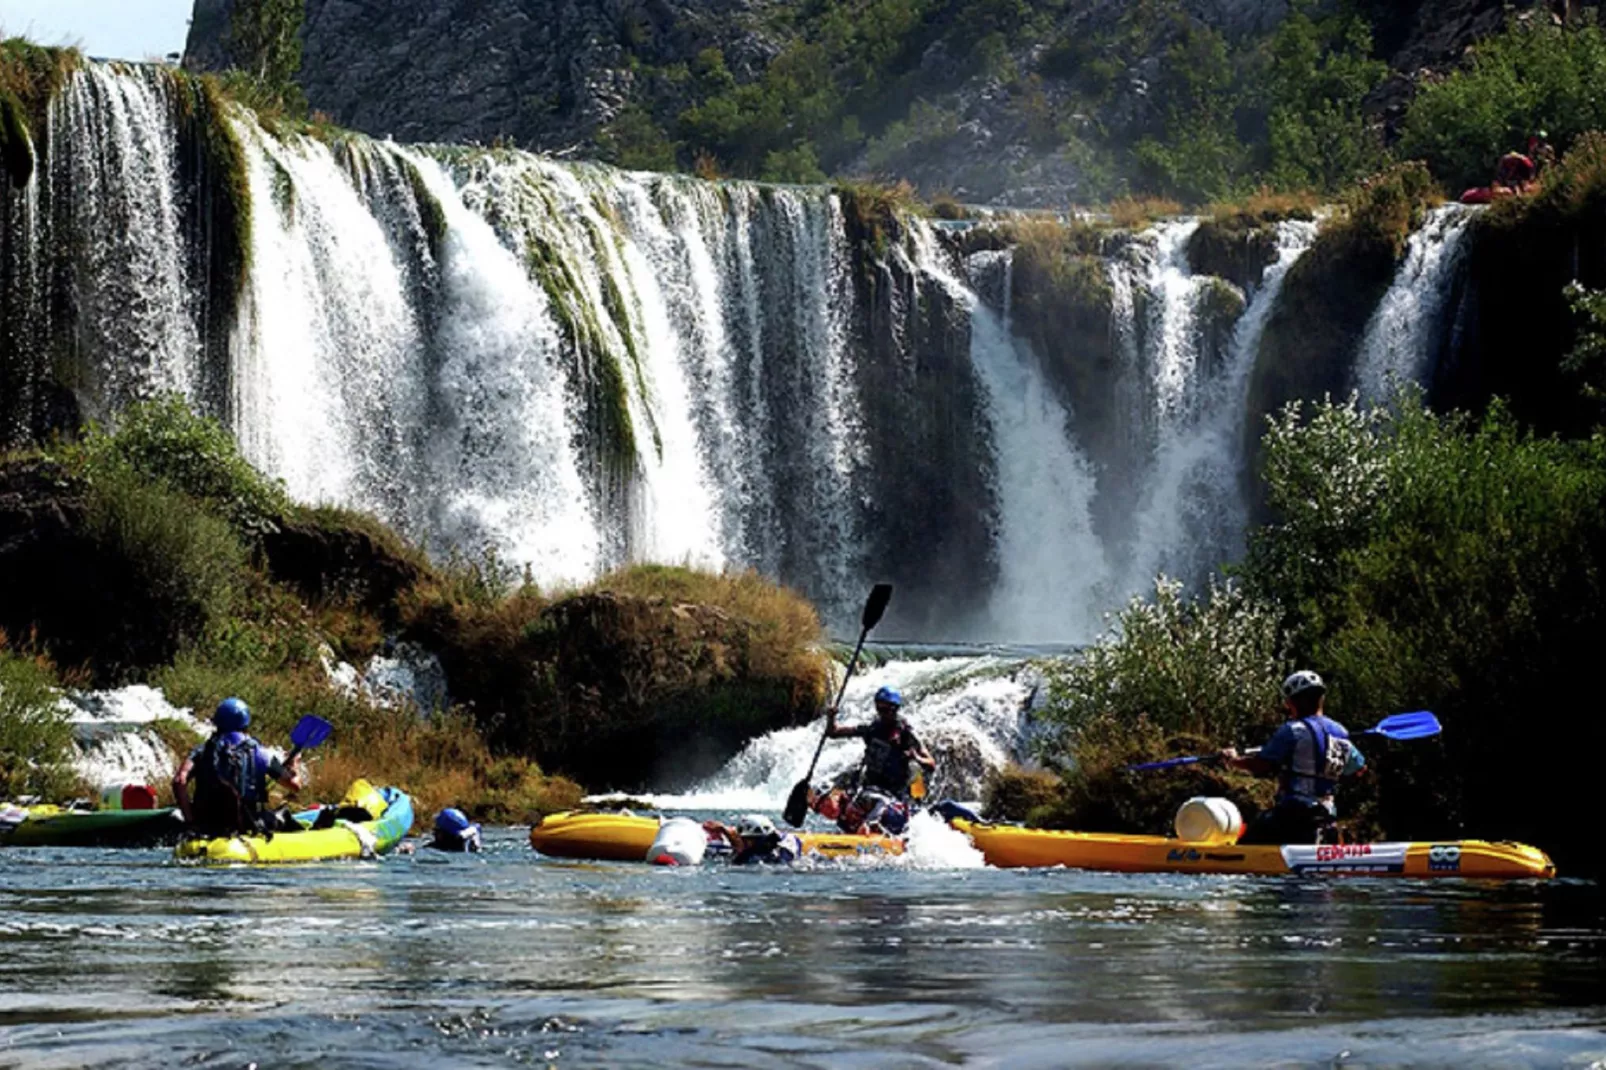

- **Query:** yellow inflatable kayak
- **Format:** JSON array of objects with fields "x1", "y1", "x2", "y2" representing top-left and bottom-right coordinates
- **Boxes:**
[
  {"x1": 529, "y1": 810, "x2": 903, "y2": 861},
  {"x1": 175, "y1": 780, "x2": 413, "y2": 864},
  {"x1": 951, "y1": 820, "x2": 1554, "y2": 879}
]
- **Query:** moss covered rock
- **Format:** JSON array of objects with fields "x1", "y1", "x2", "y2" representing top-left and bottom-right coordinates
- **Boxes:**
[{"x1": 409, "y1": 574, "x2": 830, "y2": 791}]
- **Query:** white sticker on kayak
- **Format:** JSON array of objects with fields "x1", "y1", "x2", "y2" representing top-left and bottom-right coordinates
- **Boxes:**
[{"x1": 1281, "y1": 842, "x2": 1408, "y2": 874}]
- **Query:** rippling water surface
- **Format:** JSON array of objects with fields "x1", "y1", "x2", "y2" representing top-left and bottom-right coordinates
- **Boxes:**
[{"x1": 1, "y1": 830, "x2": 1602, "y2": 1068}]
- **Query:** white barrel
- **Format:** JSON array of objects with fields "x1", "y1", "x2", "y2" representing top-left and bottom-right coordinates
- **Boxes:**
[
  {"x1": 646, "y1": 817, "x2": 707, "y2": 866},
  {"x1": 1174, "y1": 797, "x2": 1243, "y2": 845}
]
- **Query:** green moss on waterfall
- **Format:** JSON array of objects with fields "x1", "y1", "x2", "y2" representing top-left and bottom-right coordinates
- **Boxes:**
[
  {"x1": 195, "y1": 74, "x2": 255, "y2": 303},
  {"x1": 399, "y1": 157, "x2": 449, "y2": 264},
  {"x1": 524, "y1": 235, "x2": 641, "y2": 484},
  {"x1": 0, "y1": 39, "x2": 82, "y2": 187}
]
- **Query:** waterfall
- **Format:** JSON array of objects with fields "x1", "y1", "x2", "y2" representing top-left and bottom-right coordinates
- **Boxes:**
[
  {"x1": 2, "y1": 61, "x2": 1343, "y2": 643},
  {"x1": 955, "y1": 244, "x2": 1110, "y2": 641},
  {"x1": 1115, "y1": 219, "x2": 1318, "y2": 590},
  {"x1": 1355, "y1": 204, "x2": 1478, "y2": 402}
]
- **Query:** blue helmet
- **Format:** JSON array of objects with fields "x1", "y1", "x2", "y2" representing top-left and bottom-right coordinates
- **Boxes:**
[
  {"x1": 434, "y1": 807, "x2": 472, "y2": 836},
  {"x1": 874, "y1": 686, "x2": 902, "y2": 708},
  {"x1": 213, "y1": 697, "x2": 250, "y2": 731}
]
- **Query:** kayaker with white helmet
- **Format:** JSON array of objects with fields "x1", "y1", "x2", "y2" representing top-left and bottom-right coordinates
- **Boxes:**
[
  {"x1": 824, "y1": 685, "x2": 936, "y2": 799},
  {"x1": 1220, "y1": 671, "x2": 1366, "y2": 845},
  {"x1": 172, "y1": 698, "x2": 305, "y2": 837},
  {"x1": 704, "y1": 813, "x2": 803, "y2": 864}
]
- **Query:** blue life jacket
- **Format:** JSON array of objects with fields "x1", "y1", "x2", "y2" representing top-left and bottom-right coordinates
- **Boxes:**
[{"x1": 1278, "y1": 716, "x2": 1359, "y2": 810}]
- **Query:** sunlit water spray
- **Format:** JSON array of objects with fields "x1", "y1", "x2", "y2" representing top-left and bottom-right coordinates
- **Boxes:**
[
  {"x1": 638, "y1": 655, "x2": 1041, "y2": 812},
  {"x1": 1355, "y1": 203, "x2": 1477, "y2": 402}
]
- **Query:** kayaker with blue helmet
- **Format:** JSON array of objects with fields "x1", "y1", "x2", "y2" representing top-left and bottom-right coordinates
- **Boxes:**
[
  {"x1": 172, "y1": 698, "x2": 305, "y2": 837},
  {"x1": 1221, "y1": 671, "x2": 1366, "y2": 845},
  {"x1": 427, "y1": 807, "x2": 482, "y2": 852},
  {"x1": 824, "y1": 685, "x2": 935, "y2": 798}
]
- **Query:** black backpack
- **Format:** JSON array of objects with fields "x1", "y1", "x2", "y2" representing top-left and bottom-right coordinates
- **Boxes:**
[{"x1": 197, "y1": 735, "x2": 260, "y2": 834}]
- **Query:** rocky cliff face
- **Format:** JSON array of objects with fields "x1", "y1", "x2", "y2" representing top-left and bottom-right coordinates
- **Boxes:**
[
  {"x1": 186, "y1": 0, "x2": 776, "y2": 151},
  {"x1": 186, "y1": 0, "x2": 1588, "y2": 205}
]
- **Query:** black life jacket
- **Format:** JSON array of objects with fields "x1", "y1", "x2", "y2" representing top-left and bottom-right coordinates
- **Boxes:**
[
  {"x1": 863, "y1": 735, "x2": 911, "y2": 793},
  {"x1": 194, "y1": 735, "x2": 261, "y2": 834}
]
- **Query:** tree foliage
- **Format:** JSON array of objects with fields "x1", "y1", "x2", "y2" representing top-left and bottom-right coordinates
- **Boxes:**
[
  {"x1": 1399, "y1": 16, "x2": 1606, "y2": 192},
  {"x1": 227, "y1": 0, "x2": 306, "y2": 114}
]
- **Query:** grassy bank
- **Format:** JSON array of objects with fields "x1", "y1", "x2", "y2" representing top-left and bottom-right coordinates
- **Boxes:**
[{"x1": 0, "y1": 399, "x2": 828, "y2": 819}]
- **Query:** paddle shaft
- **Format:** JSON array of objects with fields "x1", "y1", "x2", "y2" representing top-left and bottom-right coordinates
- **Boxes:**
[{"x1": 800, "y1": 626, "x2": 874, "y2": 788}]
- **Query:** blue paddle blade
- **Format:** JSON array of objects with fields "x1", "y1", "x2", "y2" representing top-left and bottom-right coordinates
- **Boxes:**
[
  {"x1": 290, "y1": 715, "x2": 334, "y2": 750},
  {"x1": 1366, "y1": 710, "x2": 1442, "y2": 741}
]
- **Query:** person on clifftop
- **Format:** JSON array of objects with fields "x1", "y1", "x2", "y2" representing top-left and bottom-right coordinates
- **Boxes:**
[
  {"x1": 172, "y1": 698, "x2": 304, "y2": 837},
  {"x1": 823, "y1": 686, "x2": 936, "y2": 801},
  {"x1": 1493, "y1": 148, "x2": 1538, "y2": 194},
  {"x1": 1220, "y1": 671, "x2": 1366, "y2": 846}
]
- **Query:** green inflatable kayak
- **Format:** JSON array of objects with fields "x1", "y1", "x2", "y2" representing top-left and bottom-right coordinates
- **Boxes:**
[{"x1": 1, "y1": 803, "x2": 185, "y2": 847}]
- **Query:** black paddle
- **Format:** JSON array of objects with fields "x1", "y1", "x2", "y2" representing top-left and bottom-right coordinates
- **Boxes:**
[{"x1": 782, "y1": 584, "x2": 893, "y2": 828}]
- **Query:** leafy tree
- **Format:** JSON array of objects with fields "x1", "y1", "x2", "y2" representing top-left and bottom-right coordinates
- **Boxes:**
[
  {"x1": 1260, "y1": 7, "x2": 1388, "y2": 191},
  {"x1": 228, "y1": 0, "x2": 306, "y2": 112},
  {"x1": 1399, "y1": 16, "x2": 1606, "y2": 191}
]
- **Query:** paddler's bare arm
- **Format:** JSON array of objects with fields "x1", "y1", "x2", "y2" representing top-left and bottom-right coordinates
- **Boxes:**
[
  {"x1": 823, "y1": 706, "x2": 856, "y2": 739},
  {"x1": 171, "y1": 755, "x2": 195, "y2": 824}
]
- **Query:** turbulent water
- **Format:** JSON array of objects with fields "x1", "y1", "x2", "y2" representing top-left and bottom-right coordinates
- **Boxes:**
[
  {"x1": 1355, "y1": 204, "x2": 1478, "y2": 403},
  {"x1": 0, "y1": 64, "x2": 1476, "y2": 641},
  {"x1": 1, "y1": 834, "x2": 1601, "y2": 1069}
]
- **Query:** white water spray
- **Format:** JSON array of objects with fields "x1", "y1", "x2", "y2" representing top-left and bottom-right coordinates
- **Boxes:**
[{"x1": 1355, "y1": 204, "x2": 1478, "y2": 402}]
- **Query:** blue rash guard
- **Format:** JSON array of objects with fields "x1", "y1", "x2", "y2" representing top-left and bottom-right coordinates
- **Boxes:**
[{"x1": 1257, "y1": 715, "x2": 1365, "y2": 813}]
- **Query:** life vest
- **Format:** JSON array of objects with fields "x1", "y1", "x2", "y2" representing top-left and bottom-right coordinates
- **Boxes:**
[
  {"x1": 1281, "y1": 717, "x2": 1358, "y2": 806},
  {"x1": 862, "y1": 723, "x2": 916, "y2": 794},
  {"x1": 193, "y1": 734, "x2": 262, "y2": 833}
]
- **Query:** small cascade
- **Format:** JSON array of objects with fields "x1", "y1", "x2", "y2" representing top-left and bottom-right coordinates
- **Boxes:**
[
  {"x1": 645, "y1": 654, "x2": 1042, "y2": 811},
  {"x1": 60, "y1": 685, "x2": 206, "y2": 790},
  {"x1": 1355, "y1": 204, "x2": 1478, "y2": 401},
  {"x1": 1115, "y1": 219, "x2": 1318, "y2": 591},
  {"x1": 938, "y1": 239, "x2": 1109, "y2": 642}
]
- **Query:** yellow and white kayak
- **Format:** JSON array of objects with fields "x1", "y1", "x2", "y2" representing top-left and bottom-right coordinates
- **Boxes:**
[
  {"x1": 529, "y1": 810, "x2": 903, "y2": 861},
  {"x1": 950, "y1": 820, "x2": 1555, "y2": 879},
  {"x1": 175, "y1": 780, "x2": 413, "y2": 864}
]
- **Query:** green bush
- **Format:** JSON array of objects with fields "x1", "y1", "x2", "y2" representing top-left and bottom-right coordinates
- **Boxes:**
[
  {"x1": 0, "y1": 651, "x2": 76, "y2": 801},
  {"x1": 1246, "y1": 392, "x2": 1606, "y2": 855},
  {"x1": 1042, "y1": 577, "x2": 1290, "y2": 745},
  {"x1": 65, "y1": 397, "x2": 290, "y2": 536},
  {"x1": 1399, "y1": 17, "x2": 1606, "y2": 192},
  {"x1": 81, "y1": 468, "x2": 250, "y2": 675}
]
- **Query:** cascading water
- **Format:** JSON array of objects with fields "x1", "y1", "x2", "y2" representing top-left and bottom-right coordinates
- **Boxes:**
[
  {"x1": 640, "y1": 654, "x2": 1044, "y2": 811},
  {"x1": 949, "y1": 241, "x2": 1110, "y2": 642},
  {"x1": 1112, "y1": 219, "x2": 1318, "y2": 592},
  {"x1": 1354, "y1": 203, "x2": 1478, "y2": 402},
  {"x1": 2, "y1": 60, "x2": 1456, "y2": 653}
]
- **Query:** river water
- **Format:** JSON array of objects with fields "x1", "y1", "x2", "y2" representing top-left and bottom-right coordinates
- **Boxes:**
[{"x1": 1, "y1": 831, "x2": 1602, "y2": 1069}]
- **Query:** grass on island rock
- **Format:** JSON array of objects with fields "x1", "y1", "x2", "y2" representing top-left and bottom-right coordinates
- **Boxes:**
[{"x1": 0, "y1": 399, "x2": 827, "y2": 821}]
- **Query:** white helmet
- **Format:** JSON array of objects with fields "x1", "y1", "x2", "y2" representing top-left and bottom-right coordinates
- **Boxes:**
[
  {"x1": 735, "y1": 813, "x2": 777, "y2": 839},
  {"x1": 1281, "y1": 670, "x2": 1326, "y2": 700}
]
